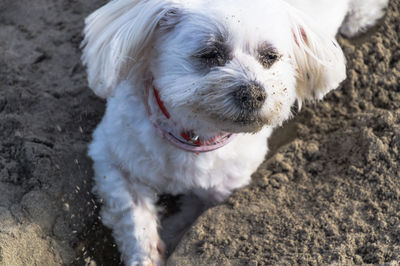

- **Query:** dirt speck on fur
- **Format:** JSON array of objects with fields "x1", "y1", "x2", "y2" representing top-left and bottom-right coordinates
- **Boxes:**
[{"x1": 0, "y1": 0, "x2": 399, "y2": 265}]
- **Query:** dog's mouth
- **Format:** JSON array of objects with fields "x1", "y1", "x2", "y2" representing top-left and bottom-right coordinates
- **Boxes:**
[
  {"x1": 232, "y1": 119, "x2": 265, "y2": 133},
  {"x1": 207, "y1": 111, "x2": 271, "y2": 134},
  {"x1": 192, "y1": 93, "x2": 274, "y2": 134}
]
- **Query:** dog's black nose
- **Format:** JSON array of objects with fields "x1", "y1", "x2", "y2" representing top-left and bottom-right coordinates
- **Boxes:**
[{"x1": 233, "y1": 82, "x2": 266, "y2": 111}]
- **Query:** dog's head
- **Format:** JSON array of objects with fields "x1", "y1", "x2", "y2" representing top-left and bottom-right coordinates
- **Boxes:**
[{"x1": 82, "y1": 0, "x2": 346, "y2": 134}]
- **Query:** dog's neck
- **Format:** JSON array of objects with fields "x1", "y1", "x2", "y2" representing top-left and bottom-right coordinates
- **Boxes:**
[{"x1": 144, "y1": 78, "x2": 236, "y2": 153}]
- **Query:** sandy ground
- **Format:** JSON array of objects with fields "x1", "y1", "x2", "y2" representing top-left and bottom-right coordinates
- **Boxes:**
[{"x1": 0, "y1": 0, "x2": 399, "y2": 265}]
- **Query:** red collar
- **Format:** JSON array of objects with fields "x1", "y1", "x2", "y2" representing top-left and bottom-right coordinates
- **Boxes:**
[{"x1": 145, "y1": 79, "x2": 236, "y2": 153}]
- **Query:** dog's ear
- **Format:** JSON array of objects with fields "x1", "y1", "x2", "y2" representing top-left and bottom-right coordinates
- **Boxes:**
[
  {"x1": 289, "y1": 9, "x2": 346, "y2": 104},
  {"x1": 81, "y1": 0, "x2": 181, "y2": 98}
]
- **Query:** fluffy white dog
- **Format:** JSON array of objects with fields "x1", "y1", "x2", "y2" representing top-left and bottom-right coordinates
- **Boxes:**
[{"x1": 81, "y1": 0, "x2": 388, "y2": 264}]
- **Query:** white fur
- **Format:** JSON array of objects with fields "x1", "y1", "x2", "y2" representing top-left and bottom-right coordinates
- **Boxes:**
[
  {"x1": 339, "y1": 0, "x2": 389, "y2": 37},
  {"x1": 81, "y1": 0, "x2": 388, "y2": 265}
]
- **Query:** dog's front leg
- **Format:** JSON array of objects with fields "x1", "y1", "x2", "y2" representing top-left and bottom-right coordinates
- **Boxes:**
[{"x1": 93, "y1": 164, "x2": 164, "y2": 266}]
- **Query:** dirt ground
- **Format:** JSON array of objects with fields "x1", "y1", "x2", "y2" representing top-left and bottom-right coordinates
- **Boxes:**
[{"x1": 0, "y1": 0, "x2": 399, "y2": 265}]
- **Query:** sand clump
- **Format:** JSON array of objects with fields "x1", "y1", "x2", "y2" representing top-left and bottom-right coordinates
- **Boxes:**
[{"x1": 0, "y1": 0, "x2": 399, "y2": 265}]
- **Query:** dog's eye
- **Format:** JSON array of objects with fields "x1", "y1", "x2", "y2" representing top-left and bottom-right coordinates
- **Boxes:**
[
  {"x1": 199, "y1": 49, "x2": 226, "y2": 66},
  {"x1": 196, "y1": 44, "x2": 229, "y2": 67},
  {"x1": 258, "y1": 49, "x2": 281, "y2": 68}
]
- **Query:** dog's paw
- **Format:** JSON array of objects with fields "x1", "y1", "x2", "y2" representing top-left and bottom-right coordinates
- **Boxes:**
[{"x1": 127, "y1": 239, "x2": 165, "y2": 266}]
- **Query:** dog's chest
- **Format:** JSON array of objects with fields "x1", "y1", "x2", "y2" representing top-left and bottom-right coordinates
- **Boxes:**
[{"x1": 133, "y1": 127, "x2": 272, "y2": 195}]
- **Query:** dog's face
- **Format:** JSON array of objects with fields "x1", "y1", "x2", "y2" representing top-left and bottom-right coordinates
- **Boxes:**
[
  {"x1": 82, "y1": 0, "x2": 346, "y2": 134},
  {"x1": 151, "y1": 3, "x2": 297, "y2": 133}
]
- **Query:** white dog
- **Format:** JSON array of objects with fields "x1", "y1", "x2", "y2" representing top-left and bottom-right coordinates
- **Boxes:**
[{"x1": 81, "y1": 0, "x2": 388, "y2": 264}]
